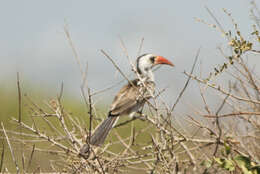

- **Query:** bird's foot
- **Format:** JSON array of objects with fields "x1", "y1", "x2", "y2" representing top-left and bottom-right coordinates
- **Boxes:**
[{"x1": 79, "y1": 143, "x2": 90, "y2": 159}]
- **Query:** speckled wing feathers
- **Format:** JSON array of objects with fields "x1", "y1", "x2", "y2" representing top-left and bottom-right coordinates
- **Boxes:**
[
  {"x1": 109, "y1": 79, "x2": 155, "y2": 116},
  {"x1": 89, "y1": 79, "x2": 155, "y2": 146}
]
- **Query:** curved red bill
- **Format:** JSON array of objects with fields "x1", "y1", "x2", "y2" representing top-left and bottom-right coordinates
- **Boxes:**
[{"x1": 155, "y1": 56, "x2": 174, "y2": 66}]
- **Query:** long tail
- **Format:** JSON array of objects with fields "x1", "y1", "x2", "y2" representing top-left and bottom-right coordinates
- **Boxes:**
[{"x1": 90, "y1": 116, "x2": 118, "y2": 146}]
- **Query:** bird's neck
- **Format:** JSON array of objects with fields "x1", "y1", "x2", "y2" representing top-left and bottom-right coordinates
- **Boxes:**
[{"x1": 138, "y1": 69, "x2": 154, "y2": 82}]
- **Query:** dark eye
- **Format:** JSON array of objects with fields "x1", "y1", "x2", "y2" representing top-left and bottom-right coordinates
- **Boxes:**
[{"x1": 150, "y1": 56, "x2": 155, "y2": 63}]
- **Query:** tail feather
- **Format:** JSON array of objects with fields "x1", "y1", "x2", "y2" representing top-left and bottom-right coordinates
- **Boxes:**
[{"x1": 90, "y1": 116, "x2": 118, "y2": 146}]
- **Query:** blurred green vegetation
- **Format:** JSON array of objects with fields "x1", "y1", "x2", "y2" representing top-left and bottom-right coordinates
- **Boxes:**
[
  {"x1": 0, "y1": 82, "x2": 156, "y2": 172},
  {"x1": 0, "y1": 82, "x2": 87, "y2": 172}
]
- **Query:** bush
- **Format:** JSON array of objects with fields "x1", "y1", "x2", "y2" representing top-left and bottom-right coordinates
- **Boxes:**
[{"x1": 1, "y1": 3, "x2": 260, "y2": 174}]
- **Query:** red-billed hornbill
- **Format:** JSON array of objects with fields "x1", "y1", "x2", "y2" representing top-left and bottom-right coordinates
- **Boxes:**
[{"x1": 90, "y1": 53, "x2": 174, "y2": 146}]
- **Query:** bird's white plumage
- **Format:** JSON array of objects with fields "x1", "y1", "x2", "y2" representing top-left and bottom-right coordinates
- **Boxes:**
[{"x1": 137, "y1": 54, "x2": 156, "y2": 82}]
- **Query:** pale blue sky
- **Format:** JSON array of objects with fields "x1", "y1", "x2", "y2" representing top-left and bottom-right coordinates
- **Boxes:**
[{"x1": 0, "y1": 0, "x2": 259, "y2": 110}]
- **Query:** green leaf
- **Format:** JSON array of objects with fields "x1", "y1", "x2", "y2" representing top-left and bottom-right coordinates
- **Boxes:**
[
  {"x1": 214, "y1": 157, "x2": 223, "y2": 165},
  {"x1": 224, "y1": 142, "x2": 231, "y2": 155},
  {"x1": 234, "y1": 155, "x2": 252, "y2": 174},
  {"x1": 214, "y1": 157, "x2": 235, "y2": 171},
  {"x1": 251, "y1": 165, "x2": 260, "y2": 174},
  {"x1": 234, "y1": 156, "x2": 251, "y2": 169},
  {"x1": 223, "y1": 159, "x2": 235, "y2": 171},
  {"x1": 201, "y1": 159, "x2": 212, "y2": 169},
  {"x1": 251, "y1": 30, "x2": 259, "y2": 35}
]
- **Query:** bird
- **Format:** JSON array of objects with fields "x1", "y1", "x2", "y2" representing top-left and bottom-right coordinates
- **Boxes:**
[{"x1": 89, "y1": 53, "x2": 174, "y2": 146}]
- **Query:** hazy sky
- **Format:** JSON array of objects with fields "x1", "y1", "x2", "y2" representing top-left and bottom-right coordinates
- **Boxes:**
[{"x1": 0, "y1": 0, "x2": 259, "y2": 111}]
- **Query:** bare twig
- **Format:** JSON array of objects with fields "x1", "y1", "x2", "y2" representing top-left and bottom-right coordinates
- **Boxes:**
[
  {"x1": 64, "y1": 24, "x2": 84, "y2": 76},
  {"x1": 114, "y1": 116, "x2": 140, "y2": 128},
  {"x1": 101, "y1": 49, "x2": 132, "y2": 85},
  {"x1": 184, "y1": 72, "x2": 260, "y2": 105},
  {"x1": 16, "y1": 72, "x2": 24, "y2": 172},
  {"x1": 1, "y1": 122, "x2": 20, "y2": 173},
  {"x1": 26, "y1": 144, "x2": 35, "y2": 172},
  {"x1": 137, "y1": 37, "x2": 144, "y2": 57},
  {"x1": 11, "y1": 118, "x2": 78, "y2": 154},
  {"x1": 88, "y1": 88, "x2": 93, "y2": 142},
  {"x1": 204, "y1": 111, "x2": 260, "y2": 118},
  {"x1": 58, "y1": 82, "x2": 64, "y2": 101},
  {"x1": 171, "y1": 48, "x2": 200, "y2": 113},
  {"x1": 17, "y1": 72, "x2": 22, "y2": 123},
  {"x1": 0, "y1": 142, "x2": 4, "y2": 173},
  {"x1": 213, "y1": 84, "x2": 231, "y2": 156},
  {"x1": 180, "y1": 142, "x2": 196, "y2": 166},
  {"x1": 205, "y1": 6, "x2": 228, "y2": 39}
]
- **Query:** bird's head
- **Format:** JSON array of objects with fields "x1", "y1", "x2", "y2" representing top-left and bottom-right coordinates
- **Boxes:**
[{"x1": 136, "y1": 54, "x2": 174, "y2": 78}]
